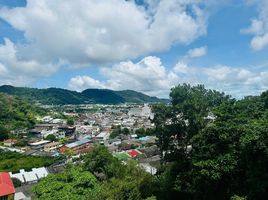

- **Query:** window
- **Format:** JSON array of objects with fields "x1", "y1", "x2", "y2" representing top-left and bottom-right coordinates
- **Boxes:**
[{"x1": 0, "y1": 195, "x2": 8, "y2": 200}]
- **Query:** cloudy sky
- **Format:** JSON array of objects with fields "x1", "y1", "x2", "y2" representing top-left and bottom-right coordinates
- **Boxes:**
[{"x1": 0, "y1": 0, "x2": 268, "y2": 98}]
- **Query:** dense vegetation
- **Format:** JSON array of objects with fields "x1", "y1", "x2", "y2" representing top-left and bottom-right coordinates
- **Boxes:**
[
  {"x1": 33, "y1": 166, "x2": 101, "y2": 200},
  {"x1": 114, "y1": 90, "x2": 163, "y2": 104},
  {"x1": 0, "y1": 93, "x2": 46, "y2": 140},
  {"x1": 0, "y1": 85, "x2": 166, "y2": 105},
  {"x1": 0, "y1": 150, "x2": 57, "y2": 173},
  {"x1": 153, "y1": 84, "x2": 268, "y2": 200},
  {"x1": 34, "y1": 145, "x2": 157, "y2": 200}
]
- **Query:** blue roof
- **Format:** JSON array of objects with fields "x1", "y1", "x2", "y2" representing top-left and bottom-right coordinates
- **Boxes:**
[{"x1": 66, "y1": 139, "x2": 90, "y2": 149}]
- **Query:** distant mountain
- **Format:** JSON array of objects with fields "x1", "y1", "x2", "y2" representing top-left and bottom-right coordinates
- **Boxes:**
[
  {"x1": 0, "y1": 85, "x2": 168, "y2": 105},
  {"x1": 114, "y1": 90, "x2": 161, "y2": 104}
]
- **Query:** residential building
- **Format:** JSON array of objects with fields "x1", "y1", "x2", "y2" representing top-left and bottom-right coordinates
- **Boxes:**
[
  {"x1": 0, "y1": 172, "x2": 15, "y2": 200},
  {"x1": 59, "y1": 139, "x2": 92, "y2": 154},
  {"x1": 44, "y1": 142, "x2": 61, "y2": 152},
  {"x1": 28, "y1": 140, "x2": 50, "y2": 150},
  {"x1": 9, "y1": 167, "x2": 48, "y2": 184},
  {"x1": 3, "y1": 139, "x2": 17, "y2": 147}
]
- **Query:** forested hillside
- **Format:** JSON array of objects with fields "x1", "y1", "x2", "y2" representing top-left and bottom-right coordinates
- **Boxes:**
[
  {"x1": 0, "y1": 93, "x2": 46, "y2": 140},
  {"x1": 0, "y1": 85, "x2": 166, "y2": 105}
]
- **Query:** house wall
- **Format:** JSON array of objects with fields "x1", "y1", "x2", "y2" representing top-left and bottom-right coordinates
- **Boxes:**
[{"x1": 0, "y1": 193, "x2": 14, "y2": 200}]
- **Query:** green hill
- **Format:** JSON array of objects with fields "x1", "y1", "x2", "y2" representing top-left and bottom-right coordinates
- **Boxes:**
[
  {"x1": 82, "y1": 89, "x2": 125, "y2": 104},
  {"x1": 114, "y1": 90, "x2": 163, "y2": 103},
  {"x1": 0, "y1": 93, "x2": 46, "y2": 137},
  {"x1": 0, "y1": 85, "x2": 167, "y2": 105}
]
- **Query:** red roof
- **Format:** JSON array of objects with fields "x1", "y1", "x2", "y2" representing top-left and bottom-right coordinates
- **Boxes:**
[
  {"x1": 127, "y1": 149, "x2": 141, "y2": 158},
  {"x1": 0, "y1": 172, "x2": 15, "y2": 197},
  {"x1": 3, "y1": 139, "x2": 17, "y2": 143}
]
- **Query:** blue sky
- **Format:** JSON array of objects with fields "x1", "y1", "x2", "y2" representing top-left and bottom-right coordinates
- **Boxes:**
[{"x1": 0, "y1": 0, "x2": 268, "y2": 98}]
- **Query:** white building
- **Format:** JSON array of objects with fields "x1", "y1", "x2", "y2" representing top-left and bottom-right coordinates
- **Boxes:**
[
  {"x1": 28, "y1": 140, "x2": 50, "y2": 149},
  {"x1": 95, "y1": 131, "x2": 109, "y2": 140},
  {"x1": 128, "y1": 104, "x2": 154, "y2": 118},
  {"x1": 10, "y1": 167, "x2": 49, "y2": 184}
]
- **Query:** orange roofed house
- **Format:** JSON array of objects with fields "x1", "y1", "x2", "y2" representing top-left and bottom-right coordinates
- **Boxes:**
[{"x1": 0, "y1": 172, "x2": 15, "y2": 200}]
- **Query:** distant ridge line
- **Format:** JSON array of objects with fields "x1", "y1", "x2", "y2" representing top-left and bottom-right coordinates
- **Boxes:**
[{"x1": 0, "y1": 85, "x2": 168, "y2": 105}]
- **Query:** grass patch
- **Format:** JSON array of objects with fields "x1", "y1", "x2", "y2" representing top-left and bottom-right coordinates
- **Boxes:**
[{"x1": 0, "y1": 149, "x2": 57, "y2": 173}]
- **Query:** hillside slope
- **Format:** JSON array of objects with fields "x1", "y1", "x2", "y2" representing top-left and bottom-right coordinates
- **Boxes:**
[
  {"x1": 0, "y1": 93, "x2": 46, "y2": 131},
  {"x1": 0, "y1": 85, "x2": 167, "y2": 105}
]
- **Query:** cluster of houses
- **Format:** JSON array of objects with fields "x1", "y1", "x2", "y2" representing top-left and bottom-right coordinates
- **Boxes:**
[{"x1": 0, "y1": 104, "x2": 161, "y2": 199}]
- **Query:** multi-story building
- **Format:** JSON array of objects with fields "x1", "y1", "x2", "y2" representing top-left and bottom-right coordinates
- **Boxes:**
[{"x1": 44, "y1": 142, "x2": 61, "y2": 152}]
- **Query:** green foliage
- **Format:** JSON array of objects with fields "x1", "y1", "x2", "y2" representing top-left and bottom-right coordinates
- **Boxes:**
[
  {"x1": 0, "y1": 85, "x2": 166, "y2": 105},
  {"x1": 11, "y1": 177, "x2": 22, "y2": 187},
  {"x1": 122, "y1": 127, "x2": 130, "y2": 135},
  {"x1": 0, "y1": 93, "x2": 46, "y2": 131},
  {"x1": 83, "y1": 145, "x2": 121, "y2": 178},
  {"x1": 66, "y1": 118, "x2": 74, "y2": 126},
  {"x1": 114, "y1": 90, "x2": 166, "y2": 104},
  {"x1": 154, "y1": 84, "x2": 268, "y2": 200},
  {"x1": 145, "y1": 197, "x2": 157, "y2": 200},
  {"x1": 100, "y1": 160, "x2": 157, "y2": 200},
  {"x1": 135, "y1": 128, "x2": 155, "y2": 137},
  {"x1": 0, "y1": 125, "x2": 9, "y2": 141},
  {"x1": 33, "y1": 166, "x2": 101, "y2": 200},
  {"x1": 82, "y1": 146, "x2": 157, "y2": 199},
  {"x1": 0, "y1": 150, "x2": 57, "y2": 172},
  {"x1": 153, "y1": 84, "x2": 230, "y2": 162},
  {"x1": 34, "y1": 145, "x2": 156, "y2": 200},
  {"x1": 110, "y1": 128, "x2": 121, "y2": 139},
  {"x1": 15, "y1": 138, "x2": 28, "y2": 147},
  {"x1": 230, "y1": 195, "x2": 247, "y2": 200},
  {"x1": 45, "y1": 134, "x2": 57, "y2": 142},
  {"x1": 59, "y1": 137, "x2": 68, "y2": 144},
  {"x1": 63, "y1": 149, "x2": 75, "y2": 157}
]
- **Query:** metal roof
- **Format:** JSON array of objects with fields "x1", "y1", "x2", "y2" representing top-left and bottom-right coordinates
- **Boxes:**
[
  {"x1": 0, "y1": 172, "x2": 15, "y2": 196},
  {"x1": 66, "y1": 139, "x2": 90, "y2": 149}
]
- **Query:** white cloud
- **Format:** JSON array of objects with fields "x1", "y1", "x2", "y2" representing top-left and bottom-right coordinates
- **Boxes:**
[
  {"x1": 186, "y1": 46, "x2": 207, "y2": 58},
  {"x1": 68, "y1": 55, "x2": 268, "y2": 98},
  {"x1": 242, "y1": 0, "x2": 268, "y2": 50},
  {"x1": 0, "y1": 38, "x2": 60, "y2": 86},
  {"x1": 241, "y1": 19, "x2": 264, "y2": 34},
  {"x1": 250, "y1": 34, "x2": 268, "y2": 51},
  {"x1": 0, "y1": 0, "x2": 209, "y2": 65},
  {"x1": 69, "y1": 56, "x2": 179, "y2": 97},
  {"x1": 68, "y1": 76, "x2": 105, "y2": 92},
  {"x1": 203, "y1": 65, "x2": 268, "y2": 96}
]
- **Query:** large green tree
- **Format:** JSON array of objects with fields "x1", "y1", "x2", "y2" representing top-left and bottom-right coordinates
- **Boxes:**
[
  {"x1": 33, "y1": 166, "x2": 101, "y2": 200},
  {"x1": 154, "y1": 84, "x2": 268, "y2": 200},
  {"x1": 153, "y1": 84, "x2": 229, "y2": 162},
  {"x1": 82, "y1": 145, "x2": 157, "y2": 199},
  {"x1": 0, "y1": 125, "x2": 9, "y2": 141},
  {"x1": 101, "y1": 160, "x2": 157, "y2": 200}
]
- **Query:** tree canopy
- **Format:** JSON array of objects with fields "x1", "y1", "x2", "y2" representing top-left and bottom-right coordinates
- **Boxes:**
[
  {"x1": 153, "y1": 84, "x2": 268, "y2": 200},
  {"x1": 33, "y1": 166, "x2": 101, "y2": 200}
]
